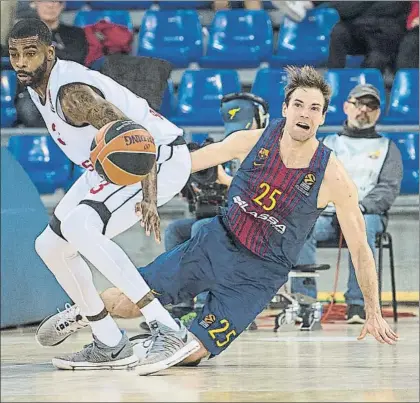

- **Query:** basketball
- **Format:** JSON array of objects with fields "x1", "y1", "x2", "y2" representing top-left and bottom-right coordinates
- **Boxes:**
[{"x1": 89, "y1": 120, "x2": 156, "y2": 186}]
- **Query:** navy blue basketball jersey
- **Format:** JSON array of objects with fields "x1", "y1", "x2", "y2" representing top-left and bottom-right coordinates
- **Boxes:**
[{"x1": 221, "y1": 119, "x2": 331, "y2": 267}]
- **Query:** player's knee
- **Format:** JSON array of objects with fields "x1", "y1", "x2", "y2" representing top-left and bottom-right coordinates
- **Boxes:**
[{"x1": 35, "y1": 225, "x2": 63, "y2": 261}]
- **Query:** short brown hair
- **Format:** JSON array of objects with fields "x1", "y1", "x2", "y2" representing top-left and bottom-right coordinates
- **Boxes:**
[{"x1": 284, "y1": 65, "x2": 331, "y2": 114}]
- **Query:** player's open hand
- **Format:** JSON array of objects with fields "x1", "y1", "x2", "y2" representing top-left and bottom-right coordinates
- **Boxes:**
[
  {"x1": 135, "y1": 201, "x2": 161, "y2": 243},
  {"x1": 357, "y1": 312, "x2": 399, "y2": 345}
]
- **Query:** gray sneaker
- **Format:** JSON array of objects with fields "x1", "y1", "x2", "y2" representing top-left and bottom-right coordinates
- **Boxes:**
[
  {"x1": 135, "y1": 319, "x2": 200, "y2": 376},
  {"x1": 36, "y1": 303, "x2": 89, "y2": 347},
  {"x1": 130, "y1": 334, "x2": 154, "y2": 363},
  {"x1": 52, "y1": 331, "x2": 138, "y2": 370}
]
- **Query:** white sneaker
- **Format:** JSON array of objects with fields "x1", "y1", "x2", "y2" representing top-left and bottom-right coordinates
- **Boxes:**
[
  {"x1": 36, "y1": 303, "x2": 89, "y2": 347},
  {"x1": 135, "y1": 320, "x2": 200, "y2": 376}
]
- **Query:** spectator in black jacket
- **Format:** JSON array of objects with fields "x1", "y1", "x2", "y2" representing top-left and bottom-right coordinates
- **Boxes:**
[
  {"x1": 34, "y1": 1, "x2": 88, "y2": 65},
  {"x1": 324, "y1": 1, "x2": 411, "y2": 72}
]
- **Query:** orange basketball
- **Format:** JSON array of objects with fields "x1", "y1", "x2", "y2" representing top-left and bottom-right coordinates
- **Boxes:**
[{"x1": 90, "y1": 120, "x2": 156, "y2": 186}]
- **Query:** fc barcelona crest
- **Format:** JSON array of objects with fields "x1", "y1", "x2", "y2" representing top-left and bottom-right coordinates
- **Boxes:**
[{"x1": 254, "y1": 148, "x2": 270, "y2": 167}]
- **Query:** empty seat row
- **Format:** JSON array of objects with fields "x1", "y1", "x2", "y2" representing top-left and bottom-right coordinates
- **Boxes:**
[
  {"x1": 66, "y1": 1, "x2": 211, "y2": 10},
  {"x1": 7, "y1": 135, "x2": 84, "y2": 195},
  {"x1": 2, "y1": 68, "x2": 418, "y2": 129},
  {"x1": 161, "y1": 68, "x2": 419, "y2": 126},
  {"x1": 74, "y1": 8, "x2": 340, "y2": 68}
]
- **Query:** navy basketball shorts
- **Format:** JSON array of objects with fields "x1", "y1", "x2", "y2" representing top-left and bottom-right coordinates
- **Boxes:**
[{"x1": 139, "y1": 216, "x2": 290, "y2": 356}]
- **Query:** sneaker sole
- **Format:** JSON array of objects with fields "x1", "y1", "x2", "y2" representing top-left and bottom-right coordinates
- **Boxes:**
[
  {"x1": 346, "y1": 315, "x2": 366, "y2": 325},
  {"x1": 51, "y1": 355, "x2": 139, "y2": 370},
  {"x1": 35, "y1": 314, "x2": 88, "y2": 347},
  {"x1": 135, "y1": 339, "x2": 200, "y2": 376}
]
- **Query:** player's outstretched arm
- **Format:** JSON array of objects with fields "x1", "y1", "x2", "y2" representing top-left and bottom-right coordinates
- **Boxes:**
[
  {"x1": 59, "y1": 83, "x2": 129, "y2": 128},
  {"x1": 191, "y1": 128, "x2": 264, "y2": 173},
  {"x1": 325, "y1": 157, "x2": 399, "y2": 345}
]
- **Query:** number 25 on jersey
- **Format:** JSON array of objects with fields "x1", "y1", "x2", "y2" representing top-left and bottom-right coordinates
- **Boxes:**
[{"x1": 252, "y1": 182, "x2": 282, "y2": 211}]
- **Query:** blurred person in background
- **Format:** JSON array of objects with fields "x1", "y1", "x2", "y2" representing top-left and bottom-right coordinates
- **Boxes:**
[
  {"x1": 292, "y1": 84, "x2": 403, "y2": 324},
  {"x1": 0, "y1": 0, "x2": 17, "y2": 57},
  {"x1": 396, "y1": 0, "x2": 419, "y2": 69},
  {"x1": 34, "y1": 0, "x2": 88, "y2": 65},
  {"x1": 325, "y1": 1, "x2": 411, "y2": 73},
  {"x1": 213, "y1": 0, "x2": 314, "y2": 22}
]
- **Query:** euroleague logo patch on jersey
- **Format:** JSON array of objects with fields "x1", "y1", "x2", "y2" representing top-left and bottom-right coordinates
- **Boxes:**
[
  {"x1": 199, "y1": 314, "x2": 216, "y2": 329},
  {"x1": 295, "y1": 173, "x2": 316, "y2": 196},
  {"x1": 254, "y1": 147, "x2": 270, "y2": 167}
]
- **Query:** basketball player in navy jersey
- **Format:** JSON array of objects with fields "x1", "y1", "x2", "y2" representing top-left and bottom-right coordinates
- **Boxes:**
[{"x1": 37, "y1": 66, "x2": 399, "y2": 375}]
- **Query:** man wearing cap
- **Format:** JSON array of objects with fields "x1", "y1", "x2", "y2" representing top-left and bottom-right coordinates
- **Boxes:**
[{"x1": 292, "y1": 84, "x2": 403, "y2": 324}]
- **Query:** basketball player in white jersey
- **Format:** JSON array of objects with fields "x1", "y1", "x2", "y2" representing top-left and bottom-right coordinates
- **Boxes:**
[{"x1": 8, "y1": 19, "x2": 200, "y2": 370}]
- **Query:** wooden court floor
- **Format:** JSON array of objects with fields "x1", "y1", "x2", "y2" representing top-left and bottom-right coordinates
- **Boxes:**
[{"x1": 1, "y1": 315, "x2": 418, "y2": 402}]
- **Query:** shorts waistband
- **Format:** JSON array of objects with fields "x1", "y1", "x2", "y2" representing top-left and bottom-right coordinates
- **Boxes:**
[
  {"x1": 167, "y1": 136, "x2": 186, "y2": 147},
  {"x1": 217, "y1": 215, "x2": 257, "y2": 257}
]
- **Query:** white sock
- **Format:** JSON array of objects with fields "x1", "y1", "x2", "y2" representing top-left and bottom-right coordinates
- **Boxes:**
[
  {"x1": 141, "y1": 298, "x2": 179, "y2": 331},
  {"x1": 89, "y1": 314, "x2": 122, "y2": 347}
]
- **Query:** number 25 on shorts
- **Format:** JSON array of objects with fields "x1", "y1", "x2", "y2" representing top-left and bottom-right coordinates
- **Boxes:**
[{"x1": 208, "y1": 319, "x2": 237, "y2": 348}]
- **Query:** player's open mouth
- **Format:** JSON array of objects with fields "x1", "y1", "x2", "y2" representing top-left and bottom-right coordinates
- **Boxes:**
[{"x1": 296, "y1": 123, "x2": 310, "y2": 130}]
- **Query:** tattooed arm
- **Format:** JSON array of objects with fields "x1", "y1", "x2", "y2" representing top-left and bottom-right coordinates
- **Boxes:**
[
  {"x1": 58, "y1": 83, "x2": 129, "y2": 129},
  {"x1": 60, "y1": 83, "x2": 161, "y2": 242}
]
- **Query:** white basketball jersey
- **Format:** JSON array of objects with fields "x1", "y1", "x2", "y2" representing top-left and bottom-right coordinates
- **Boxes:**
[{"x1": 27, "y1": 59, "x2": 183, "y2": 167}]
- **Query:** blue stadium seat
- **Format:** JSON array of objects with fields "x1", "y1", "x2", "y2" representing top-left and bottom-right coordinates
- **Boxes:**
[
  {"x1": 251, "y1": 68, "x2": 288, "y2": 119},
  {"x1": 137, "y1": 10, "x2": 203, "y2": 68},
  {"x1": 346, "y1": 55, "x2": 364, "y2": 68},
  {"x1": 158, "y1": 1, "x2": 212, "y2": 9},
  {"x1": 1, "y1": 70, "x2": 17, "y2": 128},
  {"x1": 64, "y1": 1, "x2": 86, "y2": 10},
  {"x1": 1, "y1": 57, "x2": 11, "y2": 69},
  {"x1": 160, "y1": 79, "x2": 177, "y2": 118},
  {"x1": 172, "y1": 69, "x2": 241, "y2": 126},
  {"x1": 89, "y1": 1, "x2": 154, "y2": 9},
  {"x1": 190, "y1": 133, "x2": 209, "y2": 144},
  {"x1": 324, "y1": 69, "x2": 386, "y2": 125},
  {"x1": 382, "y1": 132, "x2": 419, "y2": 195},
  {"x1": 7, "y1": 136, "x2": 72, "y2": 195},
  {"x1": 64, "y1": 164, "x2": 86, "y2": 192},
  {"x1": 382, "y1": 69, "x2": 419, "y2": 125},
  {"x1": 74, "y1": 10, "x2": 133, "y2": 30},
  {"x1": 200, "y1": 10, "x2": 273, "y2": 68},
  {"x1": 270, "y1": 8, "x2": 339, "y2": 67}
]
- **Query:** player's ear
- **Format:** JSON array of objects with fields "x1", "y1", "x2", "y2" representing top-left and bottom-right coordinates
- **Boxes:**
[
  {"x1": 282, "y1": 102, "x2": 287, "y2": 118},
  {"x1": 47, "y1": 45, "x2": 55, "y2": 61}
]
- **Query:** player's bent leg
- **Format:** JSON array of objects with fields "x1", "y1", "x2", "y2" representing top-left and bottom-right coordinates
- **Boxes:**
[{"x1": 34, "y1": 225, "x2": 104, "y2": 347}]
